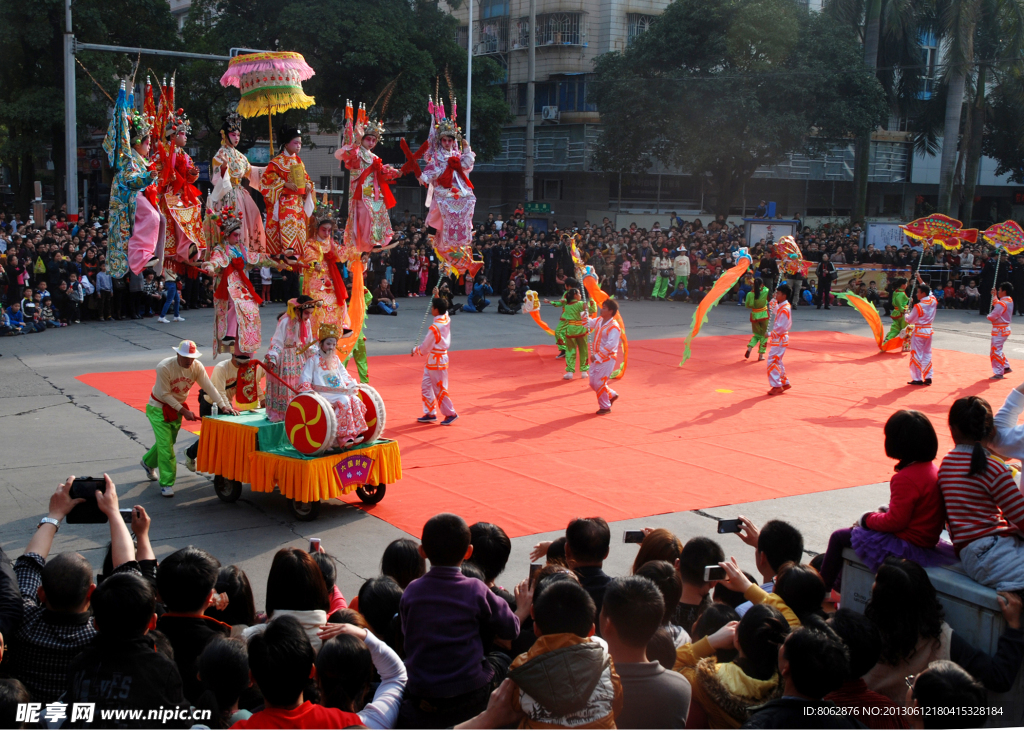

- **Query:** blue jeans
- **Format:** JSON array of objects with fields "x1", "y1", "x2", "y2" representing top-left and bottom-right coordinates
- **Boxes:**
[
  {"x1": 378, "y1": 300, "x2": 395, "y2": 314},
  {"x1": 737, "y1": 285, "x2": 751, "y2": 304},
  {"x1": 472, "y1": 297, "x2": 490, "y2": 312},
  {"x1": 160, "y1": 282, "x2": 179, "y2": 318}
]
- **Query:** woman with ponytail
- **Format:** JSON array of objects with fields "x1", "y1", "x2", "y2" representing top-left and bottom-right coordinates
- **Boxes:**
[{"x1": 938, "y1": 396, "x2": 1024, "y2": 592}]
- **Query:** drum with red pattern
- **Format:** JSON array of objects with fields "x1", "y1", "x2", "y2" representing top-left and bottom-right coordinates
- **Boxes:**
[
  {"x1": 355, "y1": 384, "x2": 387, "y2": 445},
  {"x1": 285, "y1": 392, "x2": 337, "y2": 456}
]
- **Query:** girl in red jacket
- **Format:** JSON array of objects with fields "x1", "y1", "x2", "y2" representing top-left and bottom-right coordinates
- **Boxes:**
[{"x1": 819, "y1": 410, "x2": 955, "y2": 591}]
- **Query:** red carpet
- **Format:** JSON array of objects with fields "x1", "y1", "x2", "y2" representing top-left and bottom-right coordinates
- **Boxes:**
[{"x1": 77, "y1": 333, "x2": 1015, "y2": 537}]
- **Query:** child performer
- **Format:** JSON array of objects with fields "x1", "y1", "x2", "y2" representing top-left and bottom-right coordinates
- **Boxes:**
[
  {"x1": 766, "y1": 284, "x2": 792, "y2": 396},
  {"x1": 988, "y1": 282, "x2": 1014, "y2": 380},
  {"x1": 744, "y1": 277, "x2": 770, "y2": 361},
  {"x1": 906, "y1": 278, "x2": 937, "y2": 386},
  {"x1": 547, "y1": 277, "x2": 580, "y2": 359},
  {"x1": 413, "y1": 292, "x2": 458, "y2": 425},
  {"x1": 551, "y1": 288, "x2": 589, "y2": 380},
  {"x1": 587, "y1": 299, "x2": 623, "y2": 415}
]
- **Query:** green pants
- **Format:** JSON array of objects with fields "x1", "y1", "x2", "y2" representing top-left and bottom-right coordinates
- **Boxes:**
[
  {"x1": 675, "y1": 275, "x2": 688, "y2": 290},
  {"x1": 653, "y1": 275, "x2": 672, "y2": 299},
  {"x1": 555, "y1": 321, "x2": 568, "y2": 352},
  {"x1": 564, "y1": 334, "x2": 589, "y2": 373},
  {"x1": 343, "y1": 335, "x2": 369, "y2": 383},
  {"x1": 748, "y1": 319, "x2": 769, "y2": 355},
  {"x1": 143, "y1": 404, "x2": 181, "y2": 487},
  {"x1": 884, "y1": 316, "x2": 905, "y2": 343}
]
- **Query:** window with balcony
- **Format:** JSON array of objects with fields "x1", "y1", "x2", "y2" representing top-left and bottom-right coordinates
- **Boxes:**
[
  {"x1": 480, "y1": 0, "x2": 508, "y2": 20},
  {"x1": 517, "y1": 76, "x2": 597, "y2": 115},
  {"x1": 919, "y1": 31, "x2": 938, "y2": 99},
  {"x1": 474, "y1": 15, "x2": 509, "y2": 55},
  {"x1": 626, "y1": 13, "x2": 654, "y2": 45},
  {"x1": 515, "y1": 13, "x2": 585, "y2": 47},
  {"x1": 456, "y1": 25, "x2": 468, "y2": 50}
]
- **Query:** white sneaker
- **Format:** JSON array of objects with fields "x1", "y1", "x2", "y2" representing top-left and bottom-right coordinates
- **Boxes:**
[
  {"x1": 185, "y1": 456, "x2": 196, "y2": 472},
  {"x1": 160, "y1": 486, "x2": 175, "y2": 497},
  {"x1": 173, "y1": 316, "x2": 185, "y2": 322},
  {"x1": 157, "y1": 317, "x2": 170, "y2": 323},
  {"x1": 141, "y1": 459, "x2": 158, "y2": 481},
  {"x1": 562, "y1": 373, "x2": 573, "y2": 380},
  {"x1": 579, "y1": 372, "x2": 588, "y2": 378}
]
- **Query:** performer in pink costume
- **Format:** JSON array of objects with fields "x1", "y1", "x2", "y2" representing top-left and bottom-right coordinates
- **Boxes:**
[
  {"x1": 265, "y1": 296, "x2": 318, "y2": 422},
  {"x1": 335, "y1": 101, "x2": 400, "y2": 252},
  {"x1": 906, "y1": 278, "x2": 938, "y2": 386},
  {"x1": 988, "y1": 282, "x2": 1014, "y2": 380},
  {"x1": 767, "y1": 284, "x2": 793, "y2": 396},
  {"x1": 420, "y1": 96, "x2": 483, "y2": 279},
  {"x1": 413, "y1": 294, "x2": 458, "y2": 426},
  {"x1": 587, "y1": 299, "x2": 623, "y2": 415},
  {"x1": 207, "y1": 114, "x2": 268, "y2": 254},
  {"x1": 298, "y1": 323, "x2": 368, "y2": 446}
]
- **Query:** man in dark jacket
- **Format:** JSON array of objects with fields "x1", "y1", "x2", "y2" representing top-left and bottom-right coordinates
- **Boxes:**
[
  {"x1": 741, "y1": 622, "x2": 862, "y2": 729},
  {"x1": 815, "y1": 254, "x2": 836, "y2": 310},
  {"x1": 66, "y1": 573, "x2": 188, "y2": 729}
]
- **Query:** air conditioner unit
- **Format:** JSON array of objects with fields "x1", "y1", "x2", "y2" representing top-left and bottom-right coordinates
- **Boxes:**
[{"x1": 541, "y1": 106, "x2": 560, "y2": 122}]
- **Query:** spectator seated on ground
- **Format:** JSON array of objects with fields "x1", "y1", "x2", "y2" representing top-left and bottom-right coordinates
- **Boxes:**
[
  {"x1": 862, "y1": 556, "x2": 1024, "y2": 705},
  {"x1": 380, "y1": 537, "x2": 426, "y2": 590},
  {"x1": 243, "y1": 548, "x2": 331, "y2": 651},
  {"x1": 635, "y1": 560, "x2": 689, "y2": 648},
  {"x1": 195, "y1": 636, "x2": 253, "y2": 728},
  {"x1": 675, "y1": 603, "x2": 789, "y2": 727},
  {"x1": 824, "y1": 609, "x2": 904, "y2": 729},
  {"x1": 734, "y1": 517, "x2": 805, "y2": 616},
  {"x1": 205, "y1": 565, "x2": 257, "y2": 630},
  {"x1": 601, "y1": 575, "x2": 692, "y2": 729},
  {"x1": 7, "y1": 475, "x2": 135, "y2": 703},
  {"x1": 468, "y1": 521, "x2": 515, "y2": 605},
  {"x1": 741, "y1": 617, "x2": 858, "y2": 729},
  {"x1": 155, "y1": 546, "x2": 229, "y2": 705},
  {"x1": 398, "y1": 513, "x2": 520, "y2": 728},
  {"x1": 65, "y1": 572, "x2": 188, "y2": 724},
  {"x1": 508, "y1": 579, "x2": 623, "y2": 728},
  {"x1": 315, "y1": 621, "x2": 408, "y2": 729},
  {"x1": 358, "y1": 576, "x2": 404, "y2": 653},
  {"x1": 233, "y1": 615, "x2": 362, "y2": 729},
  {"x1": 674, "y1": 536, "x2": 725, "y2": 631},
  {"x1": 906, "y1": 661, "x2": 987, "y2": 730}
]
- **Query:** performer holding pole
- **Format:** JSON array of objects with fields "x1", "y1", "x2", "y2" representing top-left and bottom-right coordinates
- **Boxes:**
[
  {"x1": 906, "y1": 277, "x2": 937, "y2": 386},
  {"x1": 883, "y1": 277, "x2": 910, "y2": 349},
  {"x1": 766, "y1": 284, "x2": 793, "y2": 396},
  {"x1": 744, "y1": 277, "x2": 770, "y2": 362},
  {"x1": 141, "y1": 340, "x2": 237, "y2": 497},
  {"x1": 413, "y1": 292, "x2": 458, "y2": 425},
  {"x1": 587, "y1": 299, "x2": 623, "y2": 415},
  {"x1": 989, "y1": 282, "x2": 1014, "y2": 380}
]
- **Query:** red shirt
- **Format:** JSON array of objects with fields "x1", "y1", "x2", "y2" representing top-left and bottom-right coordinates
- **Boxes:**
[
  {"x1": 231, "y1": 701, "x2": 361, "y2": 729},
  {"x1": 864, "y1": 461, "x2": 944, "y2": 548}
]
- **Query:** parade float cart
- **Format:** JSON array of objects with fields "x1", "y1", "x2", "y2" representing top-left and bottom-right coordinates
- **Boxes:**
[{"x1": 195, "y1": 384, "x2": 400, "y2": 521}]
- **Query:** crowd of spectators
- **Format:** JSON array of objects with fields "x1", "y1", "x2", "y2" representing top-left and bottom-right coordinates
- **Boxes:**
[{"x1": 2, "y1": 386, "x2": 1023, "y2": 729}]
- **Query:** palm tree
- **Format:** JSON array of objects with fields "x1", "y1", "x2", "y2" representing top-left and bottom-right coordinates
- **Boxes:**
[{"x1": 935, "y1": 0, "x2": 979, "y2": 214}]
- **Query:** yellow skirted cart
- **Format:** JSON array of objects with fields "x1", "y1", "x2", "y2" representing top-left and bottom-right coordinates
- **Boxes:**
[{"x1": 195, "y1": 409, "x2": 401, "y2": 521}]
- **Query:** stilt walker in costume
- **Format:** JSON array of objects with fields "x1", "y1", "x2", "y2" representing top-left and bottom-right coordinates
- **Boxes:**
[
  {"x1": 203, "y1": 204, "x2": 280, "y2": 355},
  {"x1": 588, "y1": 298, "x2": 623, "y2": 415},
  {"x1": 988, "y1": 282, "x2": 1014, "y2": 379},
  {"x1": 413, "y1": 293, "x2": 458, "y2": 426},
  {"x1": 103, "y1": 79, "x2": 164, "y2": 279},
  {"x1": 420, "y1": 96, "x2": 483, "y2": 279},
  {"x1": 766, "y1": 284, "x2": 793, "y2": 396},
  {"x1": 265, "y1": 295, "x2": 318, "y2": 422},
  {"x1": 207, "y1": 113, "x2": 268, "y2": 253},
  {"x1": 744, "y1": 277, "x2": 770, "y2": 361},
  {"x1": 546, "y1": 288, "x2": 590, "y2": 379},
  {"x1": 303, "y1": 195, "x2": 350, "y2": 336},
  {"x1": 152, "y1": 78, "x2": 206, "y2": 270},
  {"x1": 884, "y1": 278, "x2": 911, "y2": 349},
  {"x1": 260, "y1": 128, "x2": 315, "y2": 257},
  {"x1": 336, "y1": 101, "x2": 400, "y2": 252},
  {"x1": 140, "y1": 340, "x2": 236, "y2": 497},
  {"x1": 905, "y1": 278, "x2": 937, "y2": 386},
  {"x1": 298, "y1": 323, "x2": 369, "y2": 447}
]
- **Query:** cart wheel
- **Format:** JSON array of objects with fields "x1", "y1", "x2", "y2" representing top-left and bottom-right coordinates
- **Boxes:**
[
  {"x1": 213, "y1": 475, "x2": 242, "y2": 503},
  {"x1": 289, "y1": 498, "x2": 322, "y2": 521},
  {"x1": 355, "y1": 484, "x2": 386, "y2": 505}
]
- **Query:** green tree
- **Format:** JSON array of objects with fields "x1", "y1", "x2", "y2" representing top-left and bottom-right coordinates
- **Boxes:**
[
  {"x1": 590, "y1": 0, "x2": 888, "y2": 218},
  {"x1": 982, "y1": 84, "x2": 1024, "y2": 184},
  {"x1": 179, "y1": 0, "x2": 508, "y2": 162},
  {"x1": 0, "y1": 0, "x2": 178, "y2": 213}
]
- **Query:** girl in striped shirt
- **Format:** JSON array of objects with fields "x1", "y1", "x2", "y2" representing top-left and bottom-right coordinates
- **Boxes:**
[{"x1": 938, "y1": 397, "x2": 1024, "y2": 592}]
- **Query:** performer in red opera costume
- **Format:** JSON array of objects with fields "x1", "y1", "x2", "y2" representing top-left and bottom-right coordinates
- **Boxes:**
[
  {"x1": 303, "y1": 195, "x2": 349, "y2": 336},
  {"x1": 265, "y1": 295, "x2": 318, "y2": 422},
  {"x1": 260, "y1": 127, "x2": 315, "y2": 257},
  {"x1": 298, "y1": 323, "x2": 368, "y2": 447},
  {"x1": 336, "y1": 101, "x2": 400, "y2": 252}
]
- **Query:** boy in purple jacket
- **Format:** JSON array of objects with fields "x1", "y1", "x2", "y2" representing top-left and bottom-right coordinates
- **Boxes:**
[{"x1": 399, "y1": 512, "x2": 520, "y2": 728}]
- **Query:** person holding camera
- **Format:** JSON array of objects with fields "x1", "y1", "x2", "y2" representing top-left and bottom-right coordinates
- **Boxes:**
[{"x1": 142, "y1": 340, "x2": 238, "y2": 497}]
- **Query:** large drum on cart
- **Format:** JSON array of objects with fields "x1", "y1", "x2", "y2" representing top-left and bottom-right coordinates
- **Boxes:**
[{"x1": 284, "y1": 392, "x2": 337, "y2": 456}]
